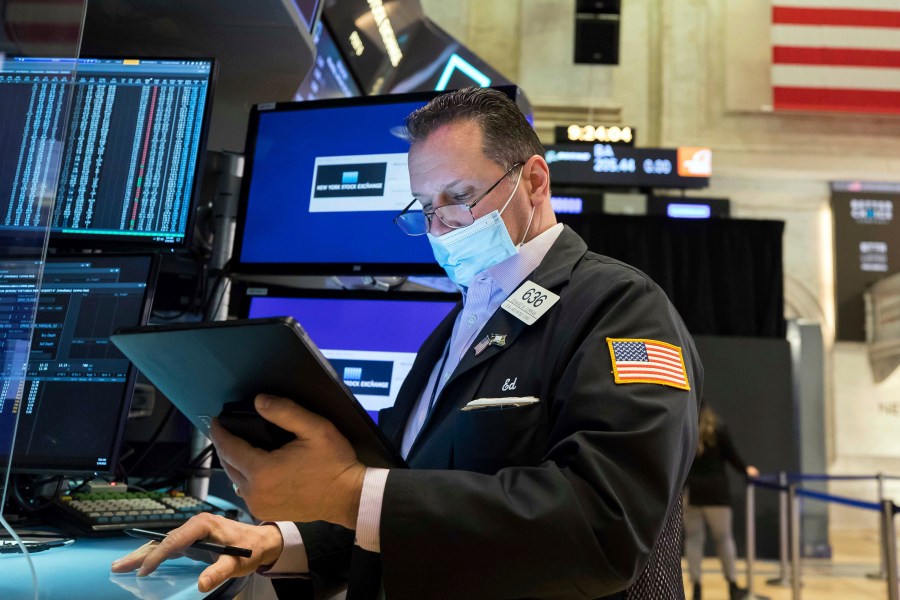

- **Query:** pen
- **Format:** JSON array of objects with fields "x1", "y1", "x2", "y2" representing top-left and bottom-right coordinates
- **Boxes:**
[{"x1": 124, "y1": 528, "x2": 253, "y2": 558}]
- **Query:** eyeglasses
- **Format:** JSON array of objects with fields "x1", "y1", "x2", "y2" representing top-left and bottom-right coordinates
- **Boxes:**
[{"x1": 394, "y1": 162, "x2": 523, "y2": 236}]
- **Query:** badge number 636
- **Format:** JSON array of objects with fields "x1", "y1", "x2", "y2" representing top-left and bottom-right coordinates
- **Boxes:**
[{"x1": 521, "y1": 288, "x2": 548, "y2": 308}]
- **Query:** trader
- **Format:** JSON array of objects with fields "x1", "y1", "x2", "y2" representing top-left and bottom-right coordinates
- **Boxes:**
[{"x1": 113, "y1": 88, "x2": 701, "y2": 599}]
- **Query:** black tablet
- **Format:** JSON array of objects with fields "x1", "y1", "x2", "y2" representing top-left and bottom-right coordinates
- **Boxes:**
[{"x1": 111, "y1": 317, "x2": 406, "y2": 469}]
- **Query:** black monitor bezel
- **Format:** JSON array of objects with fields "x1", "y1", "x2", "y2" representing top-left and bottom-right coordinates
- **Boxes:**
[
  {"x1": 7, "y1": 253, "x2": 160, "y2": 476},
  {"x1": 231, "y1": 87, "x2": 523, "y2": 277},
  {"x1": 46, "y1": 57, "x2": 217, "y2": 253},
  {"x1": 232, "y1": 281, "x2": 461, "y2": 320}
]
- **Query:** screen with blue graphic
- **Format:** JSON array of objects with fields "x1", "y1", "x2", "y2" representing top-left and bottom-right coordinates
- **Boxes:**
[
  {"x1": 242, "y1": 289, "x2": 458, "y2": 419},
  {"x1": 234, "y1": 95, "x2": 445, "y2": 274}
]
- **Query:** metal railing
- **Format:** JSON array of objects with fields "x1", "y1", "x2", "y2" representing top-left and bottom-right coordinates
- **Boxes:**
[{"x1": 743, "y1": 471, "x2": 900, "y2": 600}]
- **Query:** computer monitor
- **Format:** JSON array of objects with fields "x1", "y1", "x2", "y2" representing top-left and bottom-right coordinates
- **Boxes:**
[
  {"x1": 0, "y1": 254, "x2": 157, "y2": 475},
  {"x1": 232, "y1": 87, "x2": 527, "y2": 276},
  {"x1": 0, "y1": 57, "x2": 215, "y2": 250},
  {"x1": 233, "y1": 284, "x2": 459, "y2": 420},
  {"x1": 233, "y1": 91, "x2": 442, "y2": 275}
]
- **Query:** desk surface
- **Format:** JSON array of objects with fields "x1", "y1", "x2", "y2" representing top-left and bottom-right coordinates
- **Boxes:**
[{"x1": 0, "y1": 534, "x2": 244, "y2": 600}]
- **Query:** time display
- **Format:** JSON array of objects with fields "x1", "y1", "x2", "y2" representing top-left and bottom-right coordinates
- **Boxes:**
[{"x1": 565, "y1": 124, "x2": 634, "y2": 145}]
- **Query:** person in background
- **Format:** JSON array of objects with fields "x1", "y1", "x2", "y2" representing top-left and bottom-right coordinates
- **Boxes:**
[{"x1": 684, "y1": 403, "x2": 759, "y2": 600}]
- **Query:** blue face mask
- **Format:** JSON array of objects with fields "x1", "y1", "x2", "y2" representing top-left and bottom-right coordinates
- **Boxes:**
[{"x1": 427, "y1": 170, "x2": 533, "y2": 288}]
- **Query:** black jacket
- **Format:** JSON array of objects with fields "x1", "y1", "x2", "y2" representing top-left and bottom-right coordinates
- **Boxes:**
[
  {"x1": 277, "y1": 226, "x2": 702, "y2": 599},
  {"x1": 685, "y1": 424, "x2": 747, "y2": 506}
]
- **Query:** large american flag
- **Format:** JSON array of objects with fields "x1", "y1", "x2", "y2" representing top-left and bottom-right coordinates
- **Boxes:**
[
  {"x1": 772, "y1": 0, "x2": 900, "y2": 115},
  {"x1": 607, "y1": 338, "x2": 690, "y2": 391}
]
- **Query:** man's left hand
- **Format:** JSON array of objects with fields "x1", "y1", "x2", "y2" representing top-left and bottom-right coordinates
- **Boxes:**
[{"x1": 211, "y1": 394, "x2": 366, "y2": 530}]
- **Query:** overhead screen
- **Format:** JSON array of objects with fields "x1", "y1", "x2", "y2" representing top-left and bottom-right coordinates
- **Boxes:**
[
  {"x1": 321, "y1": 1, "x2": 511, "y2": 95},
  {"x1": 1, "y1": 255, "x2": 156, "y2": 474},
  {"x1": 0, "y1": 57, "x2": 215, "y2": 250},
  {"x1": 384, "y1": 20, "x2": 510, "y2": 94},
  {"x1": 321, "y1": 0, "x2": 424, "y2": 95},
  {"x1": 294, "y1": 20, "x2": 362, "y2": 101}
]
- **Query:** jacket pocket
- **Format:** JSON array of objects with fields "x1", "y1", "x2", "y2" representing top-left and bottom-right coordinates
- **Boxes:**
[{"x1": 452, "y1": 401, "x2": 547, "y2": 474}]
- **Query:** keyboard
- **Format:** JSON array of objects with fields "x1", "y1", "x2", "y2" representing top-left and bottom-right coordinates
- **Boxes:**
[{"x1": 49, "y1": 491, "x2": 230, "y2": 534}]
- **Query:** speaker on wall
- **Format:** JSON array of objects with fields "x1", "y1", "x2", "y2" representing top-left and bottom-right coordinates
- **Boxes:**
[{"x1": 574, "y1": 0, "x2": 620, "y2": 65}]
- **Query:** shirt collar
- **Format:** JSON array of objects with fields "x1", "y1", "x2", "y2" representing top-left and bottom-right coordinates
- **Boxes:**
[{"x1": 464, "y1": 223, "x2": 564, "y2": 299}]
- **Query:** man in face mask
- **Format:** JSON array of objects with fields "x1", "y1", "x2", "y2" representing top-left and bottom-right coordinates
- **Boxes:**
[
  {"x1": 396, "y1": 114, "x2": 550, "y2": 289},
  {"x1": 113, "y1": 88, "x2": 702, "y2": 600}
]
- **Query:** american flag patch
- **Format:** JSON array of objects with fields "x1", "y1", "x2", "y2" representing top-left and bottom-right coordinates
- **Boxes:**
[{"x1": 607, "y1": 338, "x2": 690, "y2": 391}]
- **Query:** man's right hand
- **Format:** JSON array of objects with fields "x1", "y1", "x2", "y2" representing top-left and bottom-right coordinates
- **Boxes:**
[{"x1": 110, "y1": 513, "x2": 284, "y2": 593}]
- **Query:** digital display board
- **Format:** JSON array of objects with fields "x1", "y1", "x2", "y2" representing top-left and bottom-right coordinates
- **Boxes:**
[
  {"x1": 323, "y1": 0, "x2": 424, "y2": 95},
  {"x1": 831, "y1": 181, "x2": 900, "y2": 341},
  {"x1": 545, "y1": 143, "x2": 711, "y2": 189},
  {"x1": 323, "y1": 3, "x2": 512, "y2": 95}
]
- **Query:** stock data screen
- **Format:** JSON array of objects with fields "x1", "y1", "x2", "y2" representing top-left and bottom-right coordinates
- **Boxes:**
[
  {"x1": 0, "y1": 255, "x2": 155, "y2": 473},
  {"x1": 0, "y1": 58, "x2": 213, "y2": 248}
]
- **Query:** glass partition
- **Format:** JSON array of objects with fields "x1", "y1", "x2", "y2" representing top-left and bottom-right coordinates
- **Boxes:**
[{"x1": 0, "y1": 0, "x2": 87, "y2": 571}]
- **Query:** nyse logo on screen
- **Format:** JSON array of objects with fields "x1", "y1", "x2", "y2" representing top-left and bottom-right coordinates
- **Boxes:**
[
  {"x1": 330, "y1": 359, "x2": 394, "y2": 396},
  {"x1": 342, "y1": 366, "x2": 363, "y2": 380},
  {"x1": 313, "y1": 163, "x2": 387, "y2": 198}
]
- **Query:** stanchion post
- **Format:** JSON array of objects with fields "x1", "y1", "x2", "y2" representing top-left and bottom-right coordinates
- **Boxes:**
[
  {"x1": 870, "y1": 473, "x2": 888, "y2": 580},
  {"x1": 744, "y1": 480, "x2": 772, "y2": 600},
  {"x1": 767, "y1": 471, "x2": 791, "y2": 586},
  {"x1": 880, "y1": 500, "x2": 899, "y2": 600},
  {"x1": 746, "y1": 481, "x2": 756, "y2": 597},
  {"x1": 790, "y1": 483, "x2": 802, "y2": 600}
]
